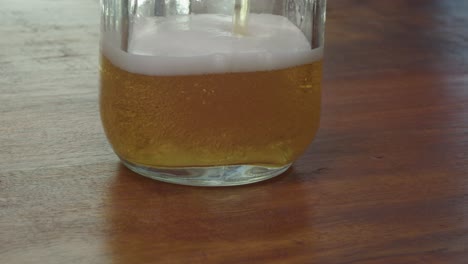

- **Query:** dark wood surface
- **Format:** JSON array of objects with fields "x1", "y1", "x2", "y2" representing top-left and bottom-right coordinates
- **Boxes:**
[{"x1": 1, "y1": 0, "x2": 468, "y2": 263}]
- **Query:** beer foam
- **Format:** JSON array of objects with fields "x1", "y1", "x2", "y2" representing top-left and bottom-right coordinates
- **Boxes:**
[{"x1": 102, "y1": 14, "x2": 323, "y2": 76}]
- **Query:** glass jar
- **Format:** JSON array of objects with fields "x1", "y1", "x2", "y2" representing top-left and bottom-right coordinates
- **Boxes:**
[{"x1": 100, "y1": 0, "x2": 327, "y2": 186}]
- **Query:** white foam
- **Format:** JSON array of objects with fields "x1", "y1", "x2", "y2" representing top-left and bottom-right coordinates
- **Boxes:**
[{"x1": 102, "y1": 14, "x2": 323, "y2": 76}]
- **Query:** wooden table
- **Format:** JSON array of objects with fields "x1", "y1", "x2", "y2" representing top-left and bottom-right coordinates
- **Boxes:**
[{"x1": 1, "y1": 0, "x2": 468, "y2": 263}]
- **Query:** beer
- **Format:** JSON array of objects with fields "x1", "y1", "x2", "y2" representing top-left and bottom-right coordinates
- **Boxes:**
[{"x1": 100, "y1": 14, "x2": 323, "y2": 168}]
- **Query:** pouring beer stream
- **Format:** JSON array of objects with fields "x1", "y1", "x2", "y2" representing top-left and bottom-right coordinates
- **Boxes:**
[{"x1": 233, "y1": 0, "x2": 250, "y2": 35}]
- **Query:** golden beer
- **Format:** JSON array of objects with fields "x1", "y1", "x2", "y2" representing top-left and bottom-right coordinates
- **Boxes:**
[
  {"x1": 100, "y1": 55, "x2": 322, "y2": 168},
  {"x1": 99, "y1": 12, "x2": 325, "y2": 185}
]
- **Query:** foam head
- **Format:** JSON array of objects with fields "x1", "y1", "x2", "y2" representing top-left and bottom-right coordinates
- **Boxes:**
[{"x1": 102, "y1": 14, "x2": 323, "y2": 76}]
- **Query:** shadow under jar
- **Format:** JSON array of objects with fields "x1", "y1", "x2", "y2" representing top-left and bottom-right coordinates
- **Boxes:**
[{"x1": 99, "y1": 0, "x2": 327, "y2": 186}]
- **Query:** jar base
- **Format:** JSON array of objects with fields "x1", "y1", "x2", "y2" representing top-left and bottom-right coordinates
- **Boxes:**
[{"x1": 120, "y1": 158, "x2": 291, "y2": 187}]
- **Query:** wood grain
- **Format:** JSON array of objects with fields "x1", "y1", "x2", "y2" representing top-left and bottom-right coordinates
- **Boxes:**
[{"x1": 1, "y1": 0, "x2": 468, "y2": 263}]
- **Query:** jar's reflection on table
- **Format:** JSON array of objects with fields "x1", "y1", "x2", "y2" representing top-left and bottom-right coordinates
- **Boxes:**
[{"x1": 105, "y1": 165, "x2": 318, "y2": 263}]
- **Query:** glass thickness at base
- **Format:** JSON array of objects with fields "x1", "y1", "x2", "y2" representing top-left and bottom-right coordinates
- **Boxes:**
[{"x1": 121, "y1": 158, "x2": 291, "y2": 187}]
